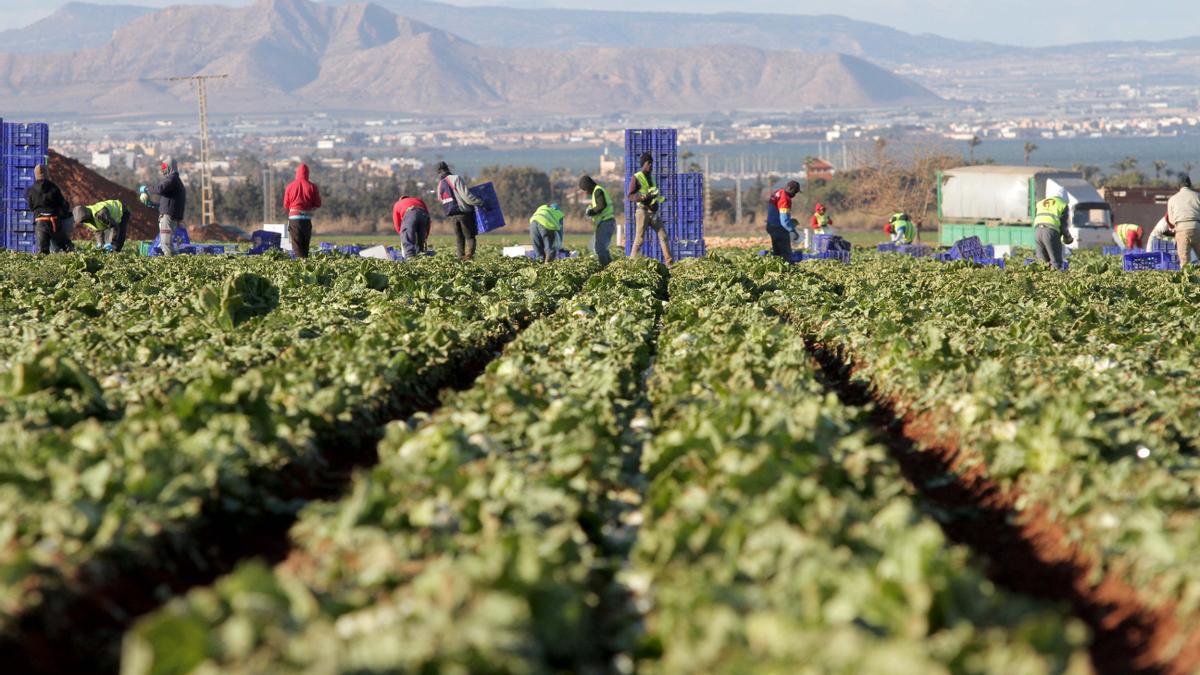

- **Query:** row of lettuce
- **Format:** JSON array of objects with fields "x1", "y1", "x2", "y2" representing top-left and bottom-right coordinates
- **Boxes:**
[
  {"x1": 0, "y1": 253, "x2": 598, "y2": 647},
  {"x1": 122, "y1": 256, "x2": 1088, "y2": 675},
  {"x1": 754, "y1": 252, "x2": 1200, "y2": 664}
]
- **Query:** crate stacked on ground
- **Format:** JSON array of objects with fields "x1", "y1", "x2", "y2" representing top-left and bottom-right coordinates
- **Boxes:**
[
  {"x1": 622, "y1": 129, "x2": 706, "y2": 262},
  {"x1": 1, "y1": 122, "x2": 49, "y2": 253},
  {"x1": 1123, "y1": 251, "x2": 1180, "y2": 272}
]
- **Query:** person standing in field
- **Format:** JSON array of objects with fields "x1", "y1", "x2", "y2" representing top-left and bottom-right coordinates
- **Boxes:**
[
  {"x1": 579, "y1": 174, "x2": 615, "y2": 267},
  {"x1": 626, "y1": 152, "x2": 673, "y2": 265},
  {"x1": 142, "y1": 157, "x2": 185, "y2": 256},
  {"x1": 807, "y1": 202, "x2": 833, "y2": 249},
  {"x1": 436, "y1": 161, "x2": 484, "y2": 261},
  {"x1": 529, "y1": 203, "x2": 564, "y2": 263},
  {"x1": 392, "y1": 193, "x2": 431, "y2": 259},
  {"x1": 24, "y1": 164, "x2": 75, "y2": 254},
  {"x1": 1166, "y1": 174, "x2": 1200, "y2": 268},
  {"x1": 765, "y1": 181, "x2": 802, "y2": 258},
  {"x1": 72, "y1": 200, "x2": 129, "y2": 252},
  {"x1": 283, "y1": 163, "x2": 322, "y2": 258},
  {"x1": 1033, "y1": 188, "x2": 1073, "y2": 270}
]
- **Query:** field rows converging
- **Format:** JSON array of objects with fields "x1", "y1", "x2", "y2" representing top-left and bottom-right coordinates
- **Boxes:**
[
  {"x1": 749, "y1": 252, "x2": 1200, "y2": 673},
  {"x1": 4, "y1": 248, "x2": 1200, "y2": 675},
  {"x1": 0, "y1": 253, "x2": 600, "y2": 672}
]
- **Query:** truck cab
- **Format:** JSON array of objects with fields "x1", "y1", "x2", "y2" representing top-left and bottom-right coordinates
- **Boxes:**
[{"x1": 1048, "y1": 177, "x2": 1113, "y2": 249}]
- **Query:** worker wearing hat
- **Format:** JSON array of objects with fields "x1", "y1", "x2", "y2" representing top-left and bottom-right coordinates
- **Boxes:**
[
  {"x1": 140, "y1": 157, "x2": 186, "y2": 256},
  {"x1": 24, "y1": 164, "x2": 75, "y2": 254},
  {"x1": 626, "y1": 152, "x2": 673, "y2": 265},
  {"x1": 886, "y1": 212, "x2": 916, "y2": 245},
  {"x1": 73, "y1": 200, "x2": 129, "y2": 252},
  {"x1": 436, "y1": 161, "x2": 485, "y2": 261}
]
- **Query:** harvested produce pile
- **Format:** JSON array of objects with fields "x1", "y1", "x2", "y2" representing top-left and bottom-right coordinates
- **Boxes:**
[{"x1": 0, "y1": 247, "x2": 1197, "y2": 675}]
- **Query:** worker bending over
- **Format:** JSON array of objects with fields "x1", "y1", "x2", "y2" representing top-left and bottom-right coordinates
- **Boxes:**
[
  {"x1": 529, "y1": 203, "x2": 564, "y2": 263},
  {"x1": 885, "y1": 212, "x2": 916, "y2": 245},
  {"x1": 24, "y1": 164, "x2": 74, "y2": 254},
  {"x1": 73, "y1": 200, "x2": 129, "y2": 252},
  {"x1": 1033, "y1": 188, "x2": 1073, "y2": 270},
  {"x1": 1113, "y1": 222, "x2": 1145, "y2": 251},
  {"x1": 765, "y1": 181, "x2": 802, "y2": 258},
  {"x1": 627, "y1": 153, "x2": 673, "y2": 265},
  {"x1": 579, "y1": 175, "x2": 615, "y2": 267},
  {"x1": 1166, "y1": 174, "x2": 1200, "y2": 268},
  {"x1": 392, "y1": 193, "x2": 431, "y2": 259}
]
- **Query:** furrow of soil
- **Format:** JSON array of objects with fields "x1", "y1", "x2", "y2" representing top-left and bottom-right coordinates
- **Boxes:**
[
  {"x1": 803, "y1": 339, "x2": 1200, "y2": 675},
  {"x1": 1, "y1": 325, "x2": 536, "y2": 675}
]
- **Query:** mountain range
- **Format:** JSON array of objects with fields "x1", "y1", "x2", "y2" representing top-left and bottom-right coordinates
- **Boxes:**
[{"x1": 0, "y1": 0, "x2": 939, "y2": 115}]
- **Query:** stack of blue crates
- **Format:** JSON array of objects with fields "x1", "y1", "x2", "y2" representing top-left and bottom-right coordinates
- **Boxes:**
[
  {"x1": 1, "y1": 122, "x2": 50, "y2": 253},
  {"x1": 622, "y1": 129, "x2": 705, "y2": 262}
]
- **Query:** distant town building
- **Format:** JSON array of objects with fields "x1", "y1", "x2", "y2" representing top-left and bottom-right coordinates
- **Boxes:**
[{"x1": 805, "y1": 158, "x2": 835, "y2": 182}]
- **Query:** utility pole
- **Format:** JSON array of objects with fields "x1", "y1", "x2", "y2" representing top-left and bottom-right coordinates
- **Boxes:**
[
  {"x1": 735, "y1": 156, "x2": 744, "y2": 225},
  {"x1": 167, "y1": 74, "x2": 228, "y2": 228},
  {"x1": 261, "y1": 167, "x2": 275, "y2": 224}
]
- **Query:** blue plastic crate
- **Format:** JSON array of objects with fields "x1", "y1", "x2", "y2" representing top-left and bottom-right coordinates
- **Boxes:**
[
  {"x1": 811, "y1": 233, "x2": 834, "y2": 252},
  {"x1": 4, "y1": 163, "x2": 39, "y2": 198},
  {"x1": 2, "y1": 123, "x2": 49, "y2": 149},
  {"x1": 7, "y1": 209, "x2": 34, "y2": 233},
  {"x1": 469, "y1": 182, "x2": 506, "y2": 234},
  {"x1": 974, "y1": 257, "x2": 1005, "y2": 268},
  {"x1": 1102, "y1": 246, "x2": 1124, "y2": 256},
  {"x1": 250, "y1": 230, "x2": 280, "y2": 249},
  {"x1": 6, "y1": 230, "x2": 36, "y2": 252},
  {"x1": 948, "y1": 236, "x2": 984, "y2": 261},
  {"x1": 897, "y1": 244, "x2": 934, "y2": 257},
  {"x1": 1151, "y1": 239, "x2": 1175, "y2": 253},
  {"x1": 877, "y1": 243, "x2": 899, "y2": 253},
  {"x1": 1123, "y1": 251, "x2": 1179, "y2": 271},
  {"x1": 146, "y1": 227, "x2": 191, "y2": 255},
  {"x1": 808, "y1": 250, "x2": 851, "y2": 263}
]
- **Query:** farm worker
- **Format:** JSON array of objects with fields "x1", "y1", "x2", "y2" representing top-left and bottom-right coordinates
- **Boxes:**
[
  {"x1": 1166, "y1": 174, "x2": 1200, "y2": 268},
  {"x1": 579, "y1": 174, "x2": 615, "y2": 267},
  {"x1": 72, "y1": 200, "x2": 129, "y2": 252},
  {"x1": 141, "y1": 157, "x2": 186, "y2": 256},
  {"x1": 1145, "y1": 216, "x2": 1176, "y2": 252},
  {"x1": 1033, "y1": 188, "x2": 1072, "y2": 270},
  {"x1": 807, "y1": 202, "x2": 833, "y2": 249},
  {"x1": 529, "y1": 203, "x2": 564, "y2": 263},
  {"x1": 436, "y1": 161, "x2": 485, "y2": 261},
  {"x1": 283, "y1": 163, "x2": 322, "y2": 259},
  {"x1": 887, "y1": 212, "x2": 916, "y2": 244},
  {"x1": 626, "y1": 152, "x2": 673, "y2": 265},
  {"x1": 1113, "y1": 223, "x2": 1145, "y2": 251},
  {"x1": 765, "y1": 180, "x2": 802, "y2": 258},
  {"x1": 24, "y1": 164, "x2": 75, "y2": 254},
  {"x1": 392, "y1": 193, "x2": 431, "y2": 258}
]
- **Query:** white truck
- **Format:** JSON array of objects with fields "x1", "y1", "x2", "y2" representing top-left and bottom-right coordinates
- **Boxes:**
[{"x1": 938, "y1": 166, "x2": 1113, "y2": 250}]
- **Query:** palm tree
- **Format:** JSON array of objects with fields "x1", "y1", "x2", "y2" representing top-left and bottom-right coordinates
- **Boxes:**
[
  {"x1": 1113, "y1": 156, "x2": 1138, "y2": 174},
  {"x1": 1023, "y1": 142, "x2": 1039, "y2": 165},
  {"x1": 1153, "y1": 160, "x2": 1167, "y2": 181},
  {"x1": 967, "y1": 135, "x2": 982, "y2": 163}
]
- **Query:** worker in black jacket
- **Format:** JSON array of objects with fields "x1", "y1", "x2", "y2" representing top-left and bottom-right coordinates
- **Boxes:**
[
  {"x1": 142, "y1": 156, "x2": 186, "y2": 256},
  {"x1": 24, "y1": 164, "x2": 75, "y2": 254}
]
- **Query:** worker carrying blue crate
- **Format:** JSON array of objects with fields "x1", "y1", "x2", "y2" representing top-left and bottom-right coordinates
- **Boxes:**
[
  {"x1": 24, "y1": 164, "x2": 75, "y2": 254},
  {"x1": 626, "y1": 152, "x2": 674, "y2": 266},
  {"x1": 764, "y1": 180, "x2": 802, "y2": 259},
  {"x1": 73, "y1": 200, "x2": 130, "y2": 252}
]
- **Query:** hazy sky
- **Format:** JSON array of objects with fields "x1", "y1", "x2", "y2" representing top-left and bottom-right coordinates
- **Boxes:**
[{"x1": 1, "y1": 0, "x2": 1195, "y2": 46}]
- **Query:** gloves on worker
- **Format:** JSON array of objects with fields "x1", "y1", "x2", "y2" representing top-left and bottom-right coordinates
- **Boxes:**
[
  {"x1": 789, "y1": 229, "x2": 803, "y2": 245},
  {"x1": 1062, "y1": 230, "x2": 1074, "y2": 245}
]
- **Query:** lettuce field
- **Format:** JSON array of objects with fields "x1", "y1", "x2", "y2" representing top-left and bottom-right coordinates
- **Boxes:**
[{"x1": 0, "y1": 248, "x2": 1197, "y2": 674}]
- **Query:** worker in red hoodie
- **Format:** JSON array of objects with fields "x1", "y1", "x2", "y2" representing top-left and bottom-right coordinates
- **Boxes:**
[
  {"x1": 392, "y1": 193, "x2": 431, "y2": 258},
  {"x1": 283, "y1": 163, "x2": 322, "y2": 258}
]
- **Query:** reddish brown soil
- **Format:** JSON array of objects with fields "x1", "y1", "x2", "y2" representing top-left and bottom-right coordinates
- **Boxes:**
[
  {"x1": 47, "y1": 150, "x2": 241, "y2": 243},
  {"x1": 804, "y1": 340, "x2": 1200, "y2": 675}
]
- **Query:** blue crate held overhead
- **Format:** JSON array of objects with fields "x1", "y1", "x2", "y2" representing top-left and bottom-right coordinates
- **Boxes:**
[
  {"x1": 1123, "y1": 251, "x2": 1179, "y2": 272},
  {"x1": 468, "y1": 182, "x2": 506, "y2": 234}
]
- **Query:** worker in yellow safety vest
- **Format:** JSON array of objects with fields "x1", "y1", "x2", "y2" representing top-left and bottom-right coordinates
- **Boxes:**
[
  {"x1": 579, "y1": 175, "x2": 615, "y2": 267},
  {"x1": 1033, "y1": 189, "x2": 1073, "y2": 270},
  {"x1": 626, "y1": 152, "x2": 673, "y2": 265},
  {"x1": 885, "y1": 212, "x2": 915, "y2": 245},
  {"x1": 529, "y1": 203, "x2": 564, "y2": 263},
  {"x1": 72, "y1": 200, "x2": 129, "y2": 252},
  {"x1": 1113, "y1": 222, "x2": 1145, "y2": 250}
]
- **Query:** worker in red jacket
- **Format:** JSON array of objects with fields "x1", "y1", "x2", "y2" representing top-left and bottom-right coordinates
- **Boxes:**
[
  {"x1": 283, "y1": 163, "x2": 322, "y2": 258},
  {"x1": 392, "y1": 194, "x2": 431, "y2": 258}
]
